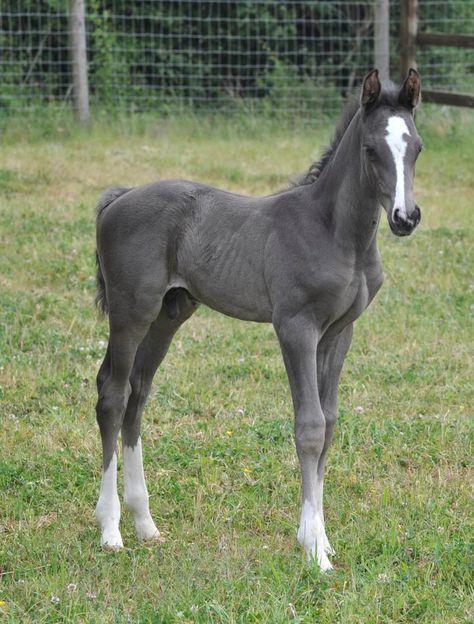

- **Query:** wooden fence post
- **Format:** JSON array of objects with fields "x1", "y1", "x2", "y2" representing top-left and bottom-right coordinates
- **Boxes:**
[
  {"x1": 374, "y1": 0, "x2": 390, "y2": 81},
  {"x1": 69, "y1": 0, "x2": 89, "y2": 124},
  {"x1": 400, "y1": 0, "x2": 418, "y2": 79}
]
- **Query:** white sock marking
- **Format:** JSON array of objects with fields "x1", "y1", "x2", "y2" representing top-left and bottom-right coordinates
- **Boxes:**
[
  {"x1": 385, "y1": 116, "x2": 410, "y2": 219},
  {"x1": 298, "y1": 499, "x2": 333, "y2": 571},
  {"x1": 315, "y1": 478, "x2": 335, "y2": 555},
  {"x1": 95, "y1": 452, "x2": 123, "y2": 549},
  {"x1": 123, "y1": 438, "x2": 160, "y2": 540}
]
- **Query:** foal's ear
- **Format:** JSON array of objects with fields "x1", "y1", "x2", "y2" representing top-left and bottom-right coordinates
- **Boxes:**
[
  {"x1": 399, "y1": 68, "x2": 421, "y2": 111},
  {"x1": 361, "y1": 69, "x2": 381, "y2": 111}
]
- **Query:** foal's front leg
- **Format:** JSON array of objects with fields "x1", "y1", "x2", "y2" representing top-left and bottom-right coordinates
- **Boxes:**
[
  {"x1": 275, "y1": 314, "x2": 332, "y2": 571},
  {"x1": 316, "y1": 324, "x2": 354, "y2": 557}
]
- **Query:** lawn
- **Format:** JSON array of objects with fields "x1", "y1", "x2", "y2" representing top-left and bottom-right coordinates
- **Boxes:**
[{"x1": 0, "y1": 107, "x2": 473, "y2": 623}]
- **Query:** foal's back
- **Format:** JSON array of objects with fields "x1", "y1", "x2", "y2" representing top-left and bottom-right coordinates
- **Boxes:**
[{"x1": 97, "y1": 178, "x2": 316, "y2": 323}]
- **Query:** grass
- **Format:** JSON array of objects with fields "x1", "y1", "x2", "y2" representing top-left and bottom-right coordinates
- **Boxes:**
[{"x1": 0, "y1": 107, "x2": 473, "y2": 623}]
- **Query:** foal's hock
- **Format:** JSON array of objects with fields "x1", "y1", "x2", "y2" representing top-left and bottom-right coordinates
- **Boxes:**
[{"x1": 94, "y1": 69, "x2": 422, "y2": 571}]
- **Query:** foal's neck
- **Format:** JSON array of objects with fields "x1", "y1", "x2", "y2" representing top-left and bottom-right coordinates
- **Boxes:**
[{"x1": 315, "y1": 111, "x2": 381, "y2": 255}]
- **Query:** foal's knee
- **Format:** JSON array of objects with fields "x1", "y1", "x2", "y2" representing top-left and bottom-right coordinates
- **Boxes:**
[
  {"x1": 323, "y1": 407, "x2": 338, "y2": 427},
  {"x1": 295, "y1": 415, "x2": 326, "y2": 456},
  {"x1": 96, "y1": 361, "x2": 109, "y2": 393},
  {"x1": 96, "y1": 379, "x2": 132, "y2": 430},
  {"x1": 96, "y1": 345, "x2": 111, "y2": 392},
  {"x1": 128, "y1": 368, "x2": 154, "y2": 403}
]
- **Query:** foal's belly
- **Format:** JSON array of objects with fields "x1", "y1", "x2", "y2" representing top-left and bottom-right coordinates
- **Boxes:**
[
  {"x1": 188, "y1": 276, "x2": 273, "y2": 322},
  {"x1": 179, "y1": 249, "x2": 273, "y2": 322},
  {"x1": 179, "y1": 211, "x2": 274, "y2": 322}
]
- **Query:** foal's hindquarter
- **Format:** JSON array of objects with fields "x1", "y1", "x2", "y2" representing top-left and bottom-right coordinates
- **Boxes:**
[{"x1": 94, "y1": 70, "x2": 423, "y2": 570}]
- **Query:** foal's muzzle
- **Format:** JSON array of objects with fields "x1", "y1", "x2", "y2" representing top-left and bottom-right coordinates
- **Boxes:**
[{"x1": 389, "y1": 205, "x2": 421, "y2": 237}]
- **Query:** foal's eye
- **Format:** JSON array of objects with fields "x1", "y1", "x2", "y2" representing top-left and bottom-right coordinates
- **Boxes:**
[
  {"x1": 364, "y1": 146, "x2": 376, "y2": 159},
  {"x1": 418, "y1": 144, "x2": 423, "y2": 153}
]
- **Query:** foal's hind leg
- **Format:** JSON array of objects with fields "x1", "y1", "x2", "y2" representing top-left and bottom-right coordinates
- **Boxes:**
[
  {"x1": 95, "y1": 310, "x2": 159, "y2": 549},
  {"x1": 122, "y1": 290, "x2": 198, "y2": 541},
  {"x1": 316, "y1": 324, "x2": 353, "y2": 557}
]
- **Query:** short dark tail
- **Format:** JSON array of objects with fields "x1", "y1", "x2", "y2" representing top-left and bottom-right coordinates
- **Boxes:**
[
  {"x1": 95, "y1": 187, "x2": 132, "y2": 315},
  {"x1": 95, "y1": 251, "x2": 108, "y2": 315}
]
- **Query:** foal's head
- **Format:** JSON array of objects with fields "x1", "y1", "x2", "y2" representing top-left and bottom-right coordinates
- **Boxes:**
[{"x1": 360, "y1": 68, "x2": 422, "y2": 237}]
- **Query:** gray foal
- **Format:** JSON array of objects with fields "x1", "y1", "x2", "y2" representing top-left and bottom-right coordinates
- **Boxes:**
[{"x1": 94, "y1": 69, "x2": 422, "y2": 571}]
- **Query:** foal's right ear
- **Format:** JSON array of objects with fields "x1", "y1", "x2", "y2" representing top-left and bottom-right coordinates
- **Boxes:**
[{"x1": 361, "y1": 69, "x2": 381, "y2": 111}]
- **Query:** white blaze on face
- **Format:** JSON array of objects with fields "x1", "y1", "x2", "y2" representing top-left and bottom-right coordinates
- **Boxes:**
[{"x1": 385, "y1": 116, "x2": 410, "y2": 219}]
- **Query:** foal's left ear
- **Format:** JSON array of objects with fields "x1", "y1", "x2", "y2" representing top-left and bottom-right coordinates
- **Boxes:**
[{"x1": 399, "y1": 68, "x2": 421, "y2": 111}]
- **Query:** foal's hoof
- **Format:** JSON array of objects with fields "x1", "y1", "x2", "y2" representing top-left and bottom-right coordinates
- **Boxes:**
[
  {"x1": 100, "y1": 529, "x2": 124, "y2": 551},
  {"x1": 305, "y1": 547, "x2": 334, "y2": 572},
  {"x1": 323, "y1": 537, "x2": 336, "y2": 556},
  {"x1": 135, "y1": 518, "x2": 164, "y2": 543},
  {"x1": 139, "y1": 529, "x2": 165, "y2": 544},
  {"x1": 317, "y1": 552, "x2": 334, "y2": 572},
  {"x1": 144, "y1": 531, "x2": 165, "y2": 544},
  {"x1": 300, "y1": 537, "x2": 335, "y2": 572}
]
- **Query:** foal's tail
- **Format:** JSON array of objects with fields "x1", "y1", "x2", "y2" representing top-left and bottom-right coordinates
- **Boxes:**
[
  {"x1": 95, "y1": 252, "x2": 109, "y2": 315},
  {"x1": 95, "y1": 187, "x2": 132, "y2": 315}
]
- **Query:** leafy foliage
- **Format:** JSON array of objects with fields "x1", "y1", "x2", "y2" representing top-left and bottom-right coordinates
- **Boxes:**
[
  {"x1": 2, "y1": 1, "x2": 373, "y2": 113},
  {"x1": 1, "y1": 1, "x2": 472, "y2": 114}
]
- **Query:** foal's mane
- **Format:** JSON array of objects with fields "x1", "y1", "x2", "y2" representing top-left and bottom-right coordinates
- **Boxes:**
[
  {"x1": 294, "y1": 84, "x2": 401, "y2": 187},
  {"x1": 293, "y1": 98, "x2": 360, "y2": 187}
]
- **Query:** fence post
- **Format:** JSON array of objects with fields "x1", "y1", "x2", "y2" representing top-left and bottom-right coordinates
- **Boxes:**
[
  {"x1": 400, "y1": 0, "x2": 418, "y2": 79},
  {"x1": 69, "y1": 0, "x2": 89, "y2": 124},
  {"x1": 374, "y1": 0, "x2": 390, "y2": 81}
]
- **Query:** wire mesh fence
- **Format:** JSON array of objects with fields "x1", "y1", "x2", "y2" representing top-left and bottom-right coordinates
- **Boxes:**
[
  {"x1": 85, "y1": 0, "x2": 378, "y2": 116},
  {"x1": 0, "y1": 1, "x2": 473, "y2": 119},
  {"x1": 414, "y1": 0, "x2": 474, "y2": 94}
]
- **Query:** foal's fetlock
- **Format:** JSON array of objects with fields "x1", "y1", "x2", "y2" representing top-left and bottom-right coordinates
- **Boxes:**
[{"x1": 124, "y1": 494, "x2": 161, "y2": 542}]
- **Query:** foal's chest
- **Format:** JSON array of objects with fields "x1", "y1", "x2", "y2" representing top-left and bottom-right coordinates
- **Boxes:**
[
  {"x1": 325, "y1": 265, "x2": 383, "y2": 334},
  {"x1": 347, "y1": 273, "x2": 371, "y2": 315}
]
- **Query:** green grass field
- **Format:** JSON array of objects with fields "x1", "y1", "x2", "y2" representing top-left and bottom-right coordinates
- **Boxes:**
[{"x1": 0, "y1": 108, "x2": 473, "y2": 623}]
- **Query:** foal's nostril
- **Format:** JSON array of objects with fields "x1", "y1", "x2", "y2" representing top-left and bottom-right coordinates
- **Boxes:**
[
  {"x1": 414, "y1": 205, "x2": 421, "y2": 223},
  {"x1": 393, "y1": 208, "x2": 401, "y2": 224}
]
